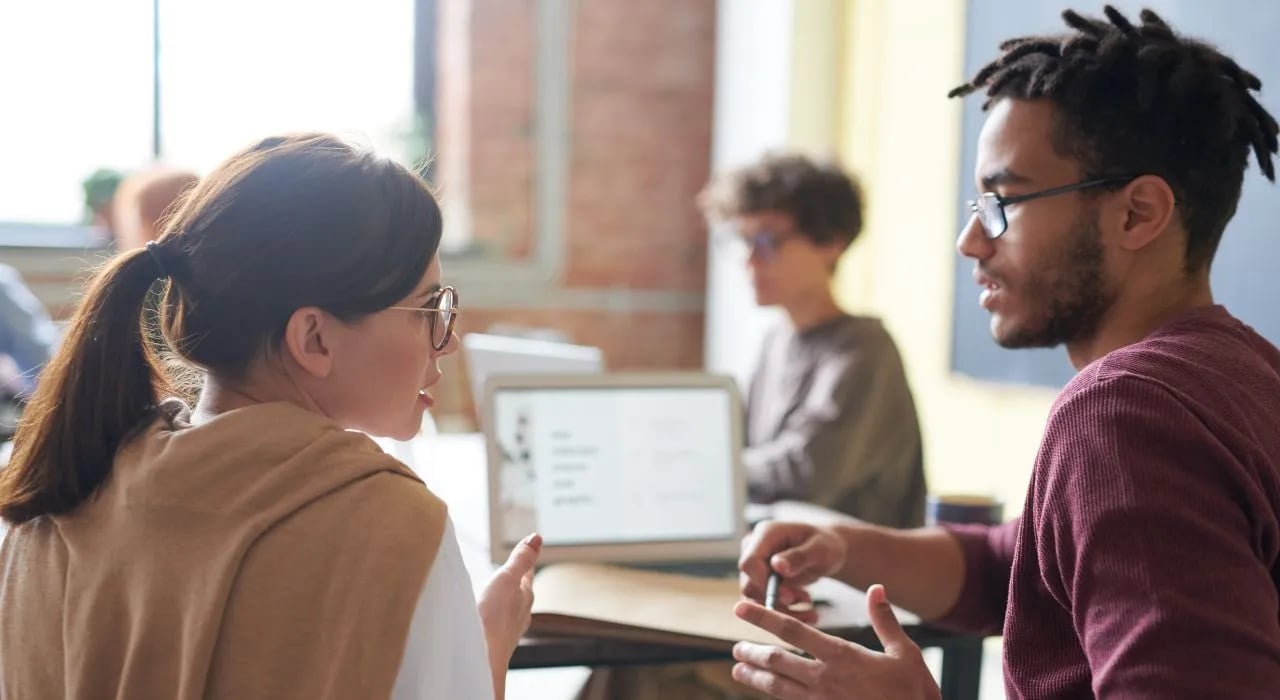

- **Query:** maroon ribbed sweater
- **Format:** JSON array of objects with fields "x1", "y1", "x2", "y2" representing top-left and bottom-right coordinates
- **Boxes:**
[{"x1": 940, "y1": 305, "x2": 1280, "y2": 699}]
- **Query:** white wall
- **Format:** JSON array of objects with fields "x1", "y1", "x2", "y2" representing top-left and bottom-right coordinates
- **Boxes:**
[{"x1": 702, "y1": 0, "x2": 793, "y2": 386}]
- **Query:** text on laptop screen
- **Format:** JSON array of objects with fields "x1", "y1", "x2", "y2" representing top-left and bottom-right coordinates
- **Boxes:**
[{"x1": 492, "y1": 386, "x2": 737, "y2": 548}]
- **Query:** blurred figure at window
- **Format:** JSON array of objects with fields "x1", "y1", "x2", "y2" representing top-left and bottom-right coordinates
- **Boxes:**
[
  {"x1": 110, "y1": 167, "x2": 200, "y2": 251},
  {"x1": 0, "y1": 264, "x2": 56, "y2": 399}
]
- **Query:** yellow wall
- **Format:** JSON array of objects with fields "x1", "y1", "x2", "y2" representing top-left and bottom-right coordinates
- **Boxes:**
[
  {"x1": 787, "y1": 0, "x2": 846, "y2": 157},
  {"x1": 787, "y1": 0, "x2": 1058, "y2": 514}
]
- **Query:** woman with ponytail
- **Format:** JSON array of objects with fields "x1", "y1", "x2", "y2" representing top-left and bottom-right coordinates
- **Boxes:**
[{"x1": 0, "y1": 133, "x2": 540, "y2": 699}]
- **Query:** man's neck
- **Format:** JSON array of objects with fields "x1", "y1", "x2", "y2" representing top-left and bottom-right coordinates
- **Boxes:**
[{"x1": 1066, "y1": 274, "x2": 1215, "y2": 370}]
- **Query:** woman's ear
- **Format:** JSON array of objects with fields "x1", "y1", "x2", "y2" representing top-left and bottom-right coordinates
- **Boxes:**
[{"x1": 281, "y1": 307, "x2": 335, "y2": 379}]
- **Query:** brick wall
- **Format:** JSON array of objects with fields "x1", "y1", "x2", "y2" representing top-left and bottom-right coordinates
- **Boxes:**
[
  {"x1": 564, "y1": 0, "x2": 715, "y2": 293},
  {"x1": 431, "y1": 0, "x2": 716, "y2": 426},
  {"x1": 11, "y1": 0, "x2": 717, "y2": 430}
]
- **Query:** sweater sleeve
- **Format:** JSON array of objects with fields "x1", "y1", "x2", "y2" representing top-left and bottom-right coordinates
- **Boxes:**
[
  {"x1": 933, "y1": 520, "x2": 1020, "y2": 635},
  {"x1": 1036, "y1": 375, "x2": 1280, "y2": 698},
  {"x1": 744, "y1": 337, "x2": 914, "y2": 509}
]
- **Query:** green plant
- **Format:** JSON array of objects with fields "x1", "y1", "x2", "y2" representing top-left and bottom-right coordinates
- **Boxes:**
[{"x1": 81, "y1": 168, "x2": 125, "y2": 224}]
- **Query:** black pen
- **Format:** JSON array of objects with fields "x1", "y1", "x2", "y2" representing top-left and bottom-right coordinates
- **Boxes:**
[{"x1": 765, "y1": 569, "x2": 781, "y2": 611}]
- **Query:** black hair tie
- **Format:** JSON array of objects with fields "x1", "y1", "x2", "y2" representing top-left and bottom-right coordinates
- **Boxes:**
[{"x1": 145, "y1": 241, "x2": 170, "y2": 279}]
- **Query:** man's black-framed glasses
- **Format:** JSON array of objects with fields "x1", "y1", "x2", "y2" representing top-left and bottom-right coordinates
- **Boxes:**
[{"x1": 968, "y1": 177, "x2": 1133, "y2": 239}]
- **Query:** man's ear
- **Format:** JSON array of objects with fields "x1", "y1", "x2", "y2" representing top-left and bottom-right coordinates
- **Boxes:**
[
  {"x1": 1115, "y1": 174, "x2": 1178, "y2": 252},
  {"x1": 281, "y1": 307, "x2": 335, "y2": 379}
]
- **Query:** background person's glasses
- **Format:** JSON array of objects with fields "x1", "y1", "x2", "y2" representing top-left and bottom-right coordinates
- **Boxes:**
[
  {"x1": 387, "y1": 286, "x2": 460, "y2": 351},
  {"x1": 713, "y1": 229, "x2": 797, "y2": 262},
  {"x1": 967, "y1": 177, "x2": 1132, "y2": 238}
]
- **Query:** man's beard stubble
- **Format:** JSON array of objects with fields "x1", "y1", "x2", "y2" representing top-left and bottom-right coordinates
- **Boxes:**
[{"x1": 996, "y1": 212, "x2": 1116, "y2": 350}]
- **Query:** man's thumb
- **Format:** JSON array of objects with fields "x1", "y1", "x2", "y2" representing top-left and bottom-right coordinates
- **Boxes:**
[
  {"x1": 866, "y1": 584, "x2": 909, "y2": 655},
  {"x1": 771, "y1": 537, "x2": 829, "y2": 579}
]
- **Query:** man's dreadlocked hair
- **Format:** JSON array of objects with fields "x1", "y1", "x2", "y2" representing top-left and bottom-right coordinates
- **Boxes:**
[{"x1": 950, "y1": 5, "x2": 1279, "y2": 270}]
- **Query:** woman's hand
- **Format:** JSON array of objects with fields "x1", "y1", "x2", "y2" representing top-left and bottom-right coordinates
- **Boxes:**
[{"x1": 478, "y1": 533, "x2": 542, "y2": 698}]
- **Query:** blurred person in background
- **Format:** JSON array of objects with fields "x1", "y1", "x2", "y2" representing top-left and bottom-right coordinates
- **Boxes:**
[{"x1": 700, "y1": 152, "x2": 926, "y2": 529}]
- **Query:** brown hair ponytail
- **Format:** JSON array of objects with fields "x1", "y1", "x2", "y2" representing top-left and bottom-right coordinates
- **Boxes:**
[{"x1": 0, "y1": 249, "x2": 173, "y2": 524}]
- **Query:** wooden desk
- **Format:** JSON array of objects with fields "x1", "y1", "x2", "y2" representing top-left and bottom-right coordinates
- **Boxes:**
[
  {"x1": 387, "y1": 431, "x2": 985, "y2": 700},
  {"x1": 511, "y1": 627, "x2": 983, "y2": 700}
]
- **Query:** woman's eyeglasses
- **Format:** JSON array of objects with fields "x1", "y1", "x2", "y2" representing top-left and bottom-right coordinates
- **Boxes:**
[{"x1": 387, "y1": 286, "x2": 460, "y2": 351}]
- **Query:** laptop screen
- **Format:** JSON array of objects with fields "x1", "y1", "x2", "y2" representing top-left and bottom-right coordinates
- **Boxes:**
[
  {"x1": 462, "y1": 333, "x2": 603, "y2": 416},
  {"x1": 491, "y1": 385, "x2": 739, "y2": 550}
]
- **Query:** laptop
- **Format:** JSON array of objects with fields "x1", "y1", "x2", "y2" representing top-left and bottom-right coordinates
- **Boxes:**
[
  {"x1": 482, "y1": 372, "x2": 746, "y2": 573},
  {"x1": 461, "y1": 333, "x2": 604, "y2": 423}
]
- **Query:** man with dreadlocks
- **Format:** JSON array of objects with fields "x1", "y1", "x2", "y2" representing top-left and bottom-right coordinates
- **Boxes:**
[{"x1": 730, "y1": 6, "x2": 1280, "y2": 699}]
